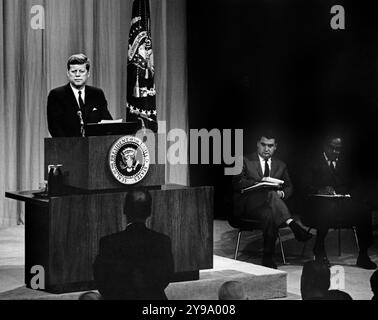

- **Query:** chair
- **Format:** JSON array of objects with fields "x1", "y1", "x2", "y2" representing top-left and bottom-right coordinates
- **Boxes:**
[
  {"x1": 228, "y1": 215, "x2": 288, "y2": 264},
  {"x1": 300, "y1": 208, "x2": 360, "y2": 256},
  {"x1": 301, "y1": 225, "x2": 359, "y2": 257},
  {"x1": 298, "y1": 194, "x2": 361, "y2": 257}
]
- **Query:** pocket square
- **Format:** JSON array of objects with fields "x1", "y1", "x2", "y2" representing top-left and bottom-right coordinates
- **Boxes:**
[{"x1": 92, "y1": 108, "x2": 98, "y2": 111}]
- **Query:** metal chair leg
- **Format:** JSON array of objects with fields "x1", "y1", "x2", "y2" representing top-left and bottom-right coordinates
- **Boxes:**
[
  {"x1": 338, "y1": 228, "x2": 342, "y2": 256},
  {"x1": 301, "y1": 227, "x2": 312, "y2": 257},
  {"x1": 352, "y1": 227, "x2": 360, "y2": 252},
  {"x1": 234, "y1": 230, "x2": 242, "y2": 260},
  {"x1": 277, "y1": 231, "x2": 287, "y2": 265}
]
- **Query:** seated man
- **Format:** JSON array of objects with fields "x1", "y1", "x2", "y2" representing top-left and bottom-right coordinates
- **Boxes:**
[
  {"x1": 232, "y1": 130, "x2": 312, "y2": 269},
  {"x1": 301, "y1": 133, "x2": 376, "y2": 269},
  {"x1": 93, "y1": 189, "x2": 174, "y2": 300},
  {"x1": 47, "y1": 53, "x2": 113, "y2": 137}
]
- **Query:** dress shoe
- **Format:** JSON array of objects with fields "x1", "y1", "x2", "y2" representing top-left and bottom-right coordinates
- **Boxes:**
[
  {"x1": 356, "y1": 253, "x2": 377, "y2": 270},
  {"x1": 289, "y1": 221, "x2": 313, "y2": 242},
  {"x1": 314, "y1": 255, "x2": 331, "y2": 268},
  {"x1": 262, "y1": 257, "x2": 277, "y2": 269}
]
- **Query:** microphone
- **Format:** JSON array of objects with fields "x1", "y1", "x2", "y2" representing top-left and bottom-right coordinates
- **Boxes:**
[
  {"x1": 138, "y1": 113, "x2": 156, "y2": 123},
  {"x1": 77, "y1": 111, "x2": 85, "y2": 137}
]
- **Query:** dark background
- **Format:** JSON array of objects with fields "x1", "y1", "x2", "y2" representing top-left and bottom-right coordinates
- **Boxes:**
[{"x1": 187, "y1": 0, "x2": 378, "y2": 218}]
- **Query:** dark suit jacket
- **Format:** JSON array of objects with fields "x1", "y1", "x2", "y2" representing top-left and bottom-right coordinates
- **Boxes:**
[
  {"x1": 232, "y1": 152, "x2": 293, "y2": 217},
  {"x1": 301, "y1": 153, "x2": 350, "y2": 195},
  {"x1": 47, "y1": 83, "x2": 113, "y2": 137},
  {"x1": 93, "y1": 223, "x2": 174, "y2": 300},
  {"x1": 299, "y1": 153, "x2": 366, "y2": 227}
]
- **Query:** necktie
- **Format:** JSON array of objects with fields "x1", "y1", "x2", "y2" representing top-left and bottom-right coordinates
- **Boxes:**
[
  {"x1": 78, "y1": 90, "x2": 85, "y2": 110},
  {"x1": 264, "y1": 159, "x2": 270, "y2": 177},
  {"x1": 330, "y1": 161, "x2": 336, "y2": 172}
]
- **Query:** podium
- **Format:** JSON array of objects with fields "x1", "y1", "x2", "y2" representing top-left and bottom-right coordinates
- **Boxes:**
[
  {"x1": 6, "y1": 135, "x2": 214, "y2": 293},
  {"x1": 44, "y1": 135, "x2": 165, "y2": 190}
]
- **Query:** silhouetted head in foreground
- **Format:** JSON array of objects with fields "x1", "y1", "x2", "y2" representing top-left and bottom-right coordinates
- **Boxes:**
[
  {"x1": 301, "y1": 260, "x2": 330, "y2": 300},
  {"x1": 371, "y1": 270, "x2": 378, "y2": 300},
  {"x1": 324, "y1": 290, "x2": 353, "y2": 300},
  {"x1": 124, "y1": 189, "x2": 152, "y2": 223},
  {"x1": 78, "y1": 291, "x2": 102, "y2": 300},
  {"x1": 218, "y1": 281, "x2": 247, "y2": 300}
]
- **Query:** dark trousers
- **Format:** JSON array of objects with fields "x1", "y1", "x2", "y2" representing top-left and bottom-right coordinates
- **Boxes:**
[
  {"x1": 243, "y1": 190, "x2": 291, "y2": 257},
  {"x1": 305, "y1": 197, "x2": 374, "y2": 256}
]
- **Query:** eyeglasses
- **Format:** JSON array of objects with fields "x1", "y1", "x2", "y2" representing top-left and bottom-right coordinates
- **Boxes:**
[
  {"x1": 260, "y1": 143, "x2": 275, "y2": 148},
  {"x1": 327, "y1": 144, "x2": 342, "y2": 152}
]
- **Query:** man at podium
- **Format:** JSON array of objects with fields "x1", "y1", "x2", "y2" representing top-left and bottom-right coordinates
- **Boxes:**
[{"x1": 47, "y1": 53, "x2": 113, "y2": 137}]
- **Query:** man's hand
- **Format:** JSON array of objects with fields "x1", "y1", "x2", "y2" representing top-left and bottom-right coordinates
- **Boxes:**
[
  {"x1": 276, "y1": 190, "x2": 285, "y2": 199},
  {"x1": 318, "y1": 186, "x2": 336, "y2": 195}
]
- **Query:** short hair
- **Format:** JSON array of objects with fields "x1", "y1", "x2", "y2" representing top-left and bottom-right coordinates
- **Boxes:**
[
  {"x1": 218, "y1": 281, "x2": 247, "y2": 300},
  {"x1": 78, "y1": 291, "x2": 102, "y2": 300},
  {"x1": 324, "y1": 290, "x2": 353, "y2": 300},
  {"x1": 67, "y1": 53, "x2": 91, "y2": 71},
  {"x1": 124, "y1": 189, "x2": 152, "y2": 221},
  {"x1": 371, "y1": 270, "x2": 378, "y2": 295},
  {"x1": 301, "y1": 260, "x2": 330, "y2": 300},
  {"x1": 324, "y1": 133, "x2": 343, "y2": 145},
  {"x1": 256, "y1": 128, "x2": 277, "y2": 142}
]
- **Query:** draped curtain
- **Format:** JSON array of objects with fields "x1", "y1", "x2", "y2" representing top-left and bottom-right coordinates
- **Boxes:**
[{"x1": 0, "y1": 0, "x2": 188, "y2": 227}]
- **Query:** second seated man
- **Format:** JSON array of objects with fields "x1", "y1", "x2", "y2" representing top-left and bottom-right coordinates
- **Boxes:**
[
  {"x1": 233, "y1": 130, "x2": 312, "y2": 269},
  {"x1": 301, "y1": 133, "x2": 376, "y2": 269}
]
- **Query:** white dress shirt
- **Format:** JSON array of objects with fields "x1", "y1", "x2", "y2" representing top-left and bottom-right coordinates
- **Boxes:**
[
  {"x1": 258, "y1": 155, "x2": 271, "y2": 176},
  {"x1": 323, "y1": 152, "x2": 337, "y2": 169},
  {"x1": 70, "y1": 84, "x2": 86, "y2": 109}
]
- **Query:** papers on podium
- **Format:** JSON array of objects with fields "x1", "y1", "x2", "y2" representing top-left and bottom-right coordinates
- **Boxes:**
[
  {"x1": 99, "y1": 119, "x2": 123, "y2": 124},
  {"x1": 241, "y1": 177, "x2": 284, "y2": 194}
]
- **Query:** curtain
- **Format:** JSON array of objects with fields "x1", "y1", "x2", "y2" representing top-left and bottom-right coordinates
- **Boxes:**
[{"x1": 0, "y1": 0, "x2": 188, "y2": 227}]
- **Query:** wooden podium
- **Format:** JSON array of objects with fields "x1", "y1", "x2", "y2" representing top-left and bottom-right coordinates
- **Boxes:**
[
  {"x1": 6, "y1": 135, "x2": 214, "y2": 293},
  {"x1": 44, "y1": 135, "x2": 165, "y2": 190}
]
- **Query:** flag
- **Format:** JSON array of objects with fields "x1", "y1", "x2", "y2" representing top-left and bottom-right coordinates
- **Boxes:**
[{"x1": 127, "y1": 0, "x2": 157, "y2": 132}]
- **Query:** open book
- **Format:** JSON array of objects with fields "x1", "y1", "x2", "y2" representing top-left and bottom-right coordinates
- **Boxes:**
[
  {"x1": 241, "y1": 177, "x2": 284, "y2": 194},
  {"x1": 310, "y1": 194, "x2": 351, "y2": 198}
]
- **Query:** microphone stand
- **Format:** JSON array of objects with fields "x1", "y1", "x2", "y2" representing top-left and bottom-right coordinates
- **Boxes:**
[{"x1": 77, "y1": 111, "x2": 85, "y2": 137}]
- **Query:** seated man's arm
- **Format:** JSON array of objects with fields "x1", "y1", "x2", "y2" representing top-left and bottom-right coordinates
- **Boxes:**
[
  {"x1": 281, "y1": 164, "x2": 294, "y2": 199},
  {"x1": 232, "y1": 157, "x2": 257, "y2": 191}
]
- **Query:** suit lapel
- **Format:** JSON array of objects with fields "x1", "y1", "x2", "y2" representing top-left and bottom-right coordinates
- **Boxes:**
[
  {"x1": 65, "y1": 84, "x2": 80, "y2": 112},
  {"x1": 321, "y1": 156, "x2": 337, "y2": 178},
  {"x1": 271, "y1": 158, "x2": 278, "y2": 177},
  {"x1": 251, "y1": 153, "x2": 263, "y2": 178},
  {"x1": 83, "y1": 86, "x2": 90, "y2": 121}
]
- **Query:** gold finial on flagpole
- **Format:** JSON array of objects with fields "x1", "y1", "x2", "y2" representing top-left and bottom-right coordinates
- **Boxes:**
[{"x1": 133, "y1": 73, "x2": 140, "y2": 98}]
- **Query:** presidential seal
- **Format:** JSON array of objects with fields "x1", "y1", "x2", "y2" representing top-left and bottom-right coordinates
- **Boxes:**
[{"x1": 108, "y1": 136, "x2": 150, "y2": 185}]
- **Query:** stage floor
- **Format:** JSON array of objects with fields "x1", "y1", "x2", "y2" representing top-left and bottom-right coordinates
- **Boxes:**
[{"x1": 0, "y1": 220, "x2": 377, "y2": 300}]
